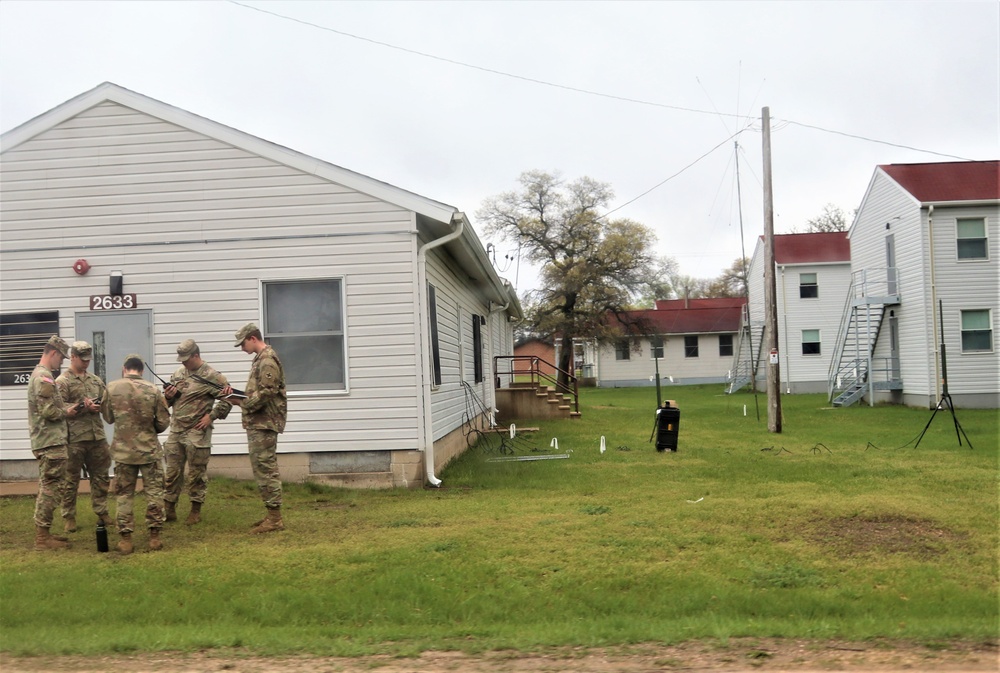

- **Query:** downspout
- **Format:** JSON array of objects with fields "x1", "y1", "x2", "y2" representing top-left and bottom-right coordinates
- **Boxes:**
[
  {"x1": 416, "y1": 213, "x2": 465, "y2": 487},
  {"x1": 488, "y1": 301, "x2": 510, "y2": 421},
  {"x1": 927, "y1": 205, "x2": 941, "y2": 405},
  {"x1": 779, "y1": 265, "x2": 791, "y2": 393}
]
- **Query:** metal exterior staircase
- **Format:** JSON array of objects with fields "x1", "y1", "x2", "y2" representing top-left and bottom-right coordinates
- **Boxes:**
[
  {"x1": 726, "y1": 304, "x2": 764, "y2": 394},
  {"x1": 828, "y1": 268, "x2": 902, "y2": 407}
]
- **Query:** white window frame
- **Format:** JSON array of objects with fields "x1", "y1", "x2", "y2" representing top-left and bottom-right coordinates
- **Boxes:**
[
  {"x1": 718, "y1": 334, "x2": 734, "y2": 357},
  {"x1": 649, "y1": 336, "x2": 664, "y2": 359},
  {"x1": 261, "y1": 277, "x2": 348, "y2": 395},
  {"x1": 956, "y1": 218, "x2": 988, "y2": 261},
  {"x1": 615, "y1": 339, "x2": 630, "y2": 361},
  {"x1": 802, "y1": 329, "x2": 821, "y2": 356},
  {"x1": 960, "y1": 309, "x2": 994, "y2": 353},
  {"x1": 684, "y1": 335, "x2": 699, "y2": 358},
  {"x1": 799, "y1": 272, "x2": 818, "y2": 299}
]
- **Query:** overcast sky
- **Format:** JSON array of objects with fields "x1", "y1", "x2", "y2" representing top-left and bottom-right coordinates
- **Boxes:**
[{"x1": 1, "y1": 1, "x2": 996, "y2": 294}]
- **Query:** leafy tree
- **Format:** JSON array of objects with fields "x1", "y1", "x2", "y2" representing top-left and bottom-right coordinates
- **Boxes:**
[
  {"x1": 477, "y1": 170, "x2": 662, "y2": 386},
  {"x1": 804, "y1": 203, "x2": 849, "y2": 233},
  {"x1": 705, "y1": 256, "x2": 750, "y2": 298}
]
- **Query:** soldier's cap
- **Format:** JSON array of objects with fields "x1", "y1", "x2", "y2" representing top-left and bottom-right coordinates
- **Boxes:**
[
  {"x1": 123, "y1": 354, "x2": 144, "y2": 367},
  {"x1": 234, "y1": 322, "x2": 259, "y2": 347},
  {"x1": 46, "y1": 335, "x2": 69, "y2": 358},
  {"x1": 71, "y1": 341, "x2": 93, "y2": 359},
  {"x1": 176, "y1": 338, "x2": 199, "y2": 362}
]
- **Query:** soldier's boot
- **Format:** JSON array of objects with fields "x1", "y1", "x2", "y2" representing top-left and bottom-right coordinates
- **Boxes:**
[
  {"x1": 148, "y1": 529, "x2": 163, "y2": 551},
  {"x1": 34, "y1": 526, "x2": 70, "y2": 551},
  {"x1": 184, "y1": 501, "x2": 202, "y2": 526},
  {"x1": 164, "y1": 500, "x2": 177, "y2": 523},
  {"x1": 117, "y1": 533, "x2": 133, "y2": 555},
  {"x1": 63, "y1": 515, "x2": 77, "y2": 534},
  {"x1": 249, "y1": 507, "x2": 284, "y2": 534}
]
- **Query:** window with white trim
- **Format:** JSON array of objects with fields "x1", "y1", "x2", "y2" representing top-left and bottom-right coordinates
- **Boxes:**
[
  {"x1": 428, "y1": 284, "x2": 442, "y2": 386},
  {"x1": 799, "y1": 272, "x2": 818, "y2": 299},
  {"x1": 262, "y1": 279, "x2": 346, "y2": 391},
  {"x1": 719, "y1": 334, "x2": 734, "y2": 357},
  {"x1": 961, "y1": 309, "x2": 993, "y2": 352},
  {"x1": 684, "y1": 335, "x2": 699, "y2": 358},
  {"x1": 650, "y1": 336, "x2": 664, "y2": 359},
  {"x1": 615, "y1": 339, "x2": 630, "y2": 361},
  {"x1": 802, "y1": 329, "x2": 821, "y2": 355},
  {"x1": 957, "y1": 218, "x2": 988, "y2": 260}
]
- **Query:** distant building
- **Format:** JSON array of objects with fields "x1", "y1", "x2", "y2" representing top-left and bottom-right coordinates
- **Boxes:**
[
  {"x1": 596, "y1": 297, "x2": 745, "y2": 387},
  {"x1": 734, "y1": 231, "x2": 852, "y2": 395}
]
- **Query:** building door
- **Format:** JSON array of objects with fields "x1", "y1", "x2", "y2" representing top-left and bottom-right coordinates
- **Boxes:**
[
  {"x1": 888, "y1": 310, "x2": 901, "y2": 380},
  {"x1": 885, "y1": 234, "x2": 897, "y2": 295},
  {"x1": 75, "y1": 310, "x2": 154, "y2": 386}
]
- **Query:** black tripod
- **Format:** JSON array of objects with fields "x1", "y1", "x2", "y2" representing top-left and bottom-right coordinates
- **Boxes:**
[{"x1": 915, "y1": 302, "x2": 973, "y2": 449}]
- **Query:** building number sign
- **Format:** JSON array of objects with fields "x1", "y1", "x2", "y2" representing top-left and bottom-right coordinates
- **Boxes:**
[{"x1": 90, "y1": 294, "x2": 138, "y2": 311}]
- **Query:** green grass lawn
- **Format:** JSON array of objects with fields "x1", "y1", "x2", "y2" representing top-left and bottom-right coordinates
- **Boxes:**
[{"x1": 1, "y1": 385, "x2": 996, "y2": 657}]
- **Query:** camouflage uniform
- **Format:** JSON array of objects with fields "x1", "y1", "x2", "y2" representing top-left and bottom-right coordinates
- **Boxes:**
[
  {"x1": 164, "y1": 361, "x2": 231, "y2": 506},
  {"x1": 27, "y1": 357, "x2": 69, "y2": 529},
  {"x1": 56, "y1": 359, "x2": 111, "y2": 525},
  {"x1": 102, "y1": 370, "x2": 170, "y2": 534},
  {"x1": 241, "y1": 344, "x2": 287, "y2": 509}
]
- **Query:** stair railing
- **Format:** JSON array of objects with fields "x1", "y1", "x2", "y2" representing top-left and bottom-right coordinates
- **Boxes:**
[{"x1": 493, "y1": 355, "x2": 579, "y2": 414}]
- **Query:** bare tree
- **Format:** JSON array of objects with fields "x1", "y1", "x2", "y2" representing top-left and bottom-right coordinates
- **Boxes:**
[{"x1": 478, "y1": 170, "x2": 660, "y2": 387}]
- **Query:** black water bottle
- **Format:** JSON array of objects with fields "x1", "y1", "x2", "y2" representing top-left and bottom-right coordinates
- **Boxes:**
[{"x1": 96, "y1": 522, "x2": 109, "y2": 553}]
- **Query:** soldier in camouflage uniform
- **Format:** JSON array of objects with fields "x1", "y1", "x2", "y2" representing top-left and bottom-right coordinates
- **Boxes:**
[
  {"x1": 101, "y1": 354, "x2": 170, "y2": 554},
  {"x1": 26, "y1": 335, "x2": 73, "y2": 551},
  {"x1": 225, "y1": 323, "x2": 287, "y2": 534},
  {"x1": 163, "y1": 339, "x2": 232, "y2": 525},
  {"x1": 55, "y1": 340, "x2": 112, "y2": 533}
]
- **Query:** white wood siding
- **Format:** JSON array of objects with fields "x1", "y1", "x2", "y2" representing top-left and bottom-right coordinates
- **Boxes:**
[
  {"x1": 596, "y1": 332, "x2": 733, "y2": 386},
  {"x1": 928, "y1": 204, "x2": 1000, "y2": 395},
  {"x1": 1, "y1": 102, "x2": 424, "y2": 460},
  {"x1": 425, "y1": 248, "x2": 494, "y2": 441},
  {"x1": 851, "y1": 171, "x2": 935, "y2": 402},
  {"x1": 776, "y1": 262, "x2": 851, "y2": 389}
]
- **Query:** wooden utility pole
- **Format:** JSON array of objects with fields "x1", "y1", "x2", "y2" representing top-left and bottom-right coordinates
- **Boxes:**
[{"x1": 762, "y1": 106, "x2": 782, "y2": 432}]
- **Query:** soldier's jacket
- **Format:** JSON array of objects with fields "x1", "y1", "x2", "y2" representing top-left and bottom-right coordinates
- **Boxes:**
[
  {"x1": 242, "y1": 345, "x2": 287, "y2": 433},
  {"x1": 27, "y1": 364, "x2": 68, "y2": 450},
  {"x1": 168, "y1": 362, "x2": 232, "y2": 433},
  {"x1": 56, "y1": 369, "x2": 107, "y2": 443},
  {"x1": 101, "y1": 373, "x2": 170, "y2": 465}
]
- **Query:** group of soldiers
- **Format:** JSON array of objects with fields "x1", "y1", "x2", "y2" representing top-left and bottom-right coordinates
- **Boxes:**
[{"x1": 26, "y1": 322, "x2": 288, "y2": 555}]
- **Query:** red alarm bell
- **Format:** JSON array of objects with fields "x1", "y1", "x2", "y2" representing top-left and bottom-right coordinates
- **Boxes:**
[{"x1": 73, "y1": 259, "x2": 91, "y2": 275}]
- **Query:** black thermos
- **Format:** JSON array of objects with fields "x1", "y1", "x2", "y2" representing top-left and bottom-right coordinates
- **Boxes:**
[{"x1": 96, "y1": 522, "x2": 109, "y2": 552}]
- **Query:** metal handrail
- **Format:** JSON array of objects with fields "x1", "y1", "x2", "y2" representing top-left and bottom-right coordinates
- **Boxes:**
[{"x1": 493, "y1": 355, "x2": 579, "y2": 414}]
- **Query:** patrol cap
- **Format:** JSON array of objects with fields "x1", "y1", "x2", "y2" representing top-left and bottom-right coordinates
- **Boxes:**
[
  {"x1": 123, "y1": 354, "x2": 144, "y2": 370},
  {"x1": 176, "y1": 338, "x2": 199, "y2": 362},
  {"x1": 46, "y1": 335, "x2": 69, "y2": 358},
  {"x1": 71, "y1": 341, "x2": 93, "y2": 359},
  {"x1": 234, "y1": 323, "x2": 259, "y2": 347}
]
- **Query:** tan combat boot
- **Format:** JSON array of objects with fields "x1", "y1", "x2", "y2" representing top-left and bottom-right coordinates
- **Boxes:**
[
  {"x1": 63, "y1": 515, "x2": 77, "y2": 533},
  {"x1": 34, "y1": 526, "x2": 70, "y2": 551},
  {"x1": 117, "y1": 532, "x2": 133, "y2": 555},
  {"x1": 148, "y1": 528, "x2": 163, "y2": 551},
  {"x1": 249, "y1": 507, "x2": 284, "y2": 534},
  {"x1": 164, "y1": 500, "x2": 177, "y2": 522},
  {"x1": 184, "y1": 501, "x2": 202, "y2": 525}
]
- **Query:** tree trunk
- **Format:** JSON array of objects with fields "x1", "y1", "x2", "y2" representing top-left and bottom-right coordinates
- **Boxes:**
[{"x1": 557, "y1": 335, "x2": 574, "y2": 389}]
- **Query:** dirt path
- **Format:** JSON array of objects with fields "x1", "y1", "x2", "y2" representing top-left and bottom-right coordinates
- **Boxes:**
[{"x1": 2, "y1": 639, "x2": 997, "y2": 672}]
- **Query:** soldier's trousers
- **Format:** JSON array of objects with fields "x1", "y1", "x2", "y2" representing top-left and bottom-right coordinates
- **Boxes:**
[
  {"x1": 62, "y1": 439, "x2": 112, "y2": 521},
  {"x1": 33, "y1": 445, "x2": 67, "y2": 528},
  {"x1": 247, "y1": 428, "x2": 282, "y2": 509},
  {"x1": 114, "y1": 461, "x2": 165, "y2": 534},
  {"x1": 163, "y1": 429, "x2": 211, "y2": 504}
]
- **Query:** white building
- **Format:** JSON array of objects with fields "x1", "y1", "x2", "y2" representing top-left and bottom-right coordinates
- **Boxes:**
[
  {"x1": 0, "y1": 82, "x2": 522, "y2": 488},
  {"x1": 597, "y1": 298, "x2": 745, "y2": 388},
  {"x1": 735, "y1": 232, "x2": 851, "y2": 395},
  {"x1": 833, "y1": 161, "x2": 999, "y2": 408}
]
